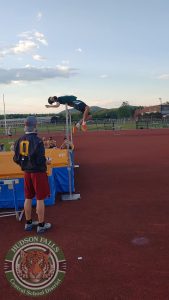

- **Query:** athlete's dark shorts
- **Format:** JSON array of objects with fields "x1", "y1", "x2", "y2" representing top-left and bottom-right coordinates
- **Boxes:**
[
  {"x1": 74, "y1": 101, "x2": 87, "y2": 113},
  {"x1": 24, "y1": 172, "x2": 50, "y2": 200},
  {"x1": 74, "y1": 102, "x2": 91, "y2": 115}
]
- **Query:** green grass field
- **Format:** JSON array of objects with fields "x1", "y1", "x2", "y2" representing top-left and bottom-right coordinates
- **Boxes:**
[{"x1": 0, "y1": 121, "x2": 136, "y2": 135}]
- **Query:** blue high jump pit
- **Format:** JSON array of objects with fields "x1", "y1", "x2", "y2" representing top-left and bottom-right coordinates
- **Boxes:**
[
  {"x1": 52, "y1": 166, "x2": 75, "y2": 193},
  {"x1": 0, "y1": 149, "x2": 76, "y2": 208},
  {"x1": 0, "y1": 167, "x2": 75, "y2": 208},
  {"x1": 0, "y1": 175, "x2": 56, "y2": 209}
]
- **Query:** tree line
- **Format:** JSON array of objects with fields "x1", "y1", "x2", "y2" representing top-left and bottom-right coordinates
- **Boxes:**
[
  {"x1": 0, "y1": 102, "x2": 142, "y2": 121},
  {"x1": 60, "y1": 102, "x2": 142, "y2": 121}
]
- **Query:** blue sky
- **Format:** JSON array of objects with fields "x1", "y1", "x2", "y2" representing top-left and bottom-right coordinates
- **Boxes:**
[{"x1": 0, "y1": 0, "x2": 169, "y2": 114}]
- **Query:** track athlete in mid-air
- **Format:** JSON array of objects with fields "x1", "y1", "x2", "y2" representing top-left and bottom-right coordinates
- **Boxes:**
[{"x1": 45, "y1": 95, "x2": 92, "y2": 132}]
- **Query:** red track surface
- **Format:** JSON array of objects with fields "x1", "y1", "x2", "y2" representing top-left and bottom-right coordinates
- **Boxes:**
[{"x1": 1, "y1": 129, "x2": 169, "y2": 300}]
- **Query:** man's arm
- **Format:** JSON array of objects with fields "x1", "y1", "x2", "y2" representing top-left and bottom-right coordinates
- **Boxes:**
[
  {"x1": 34, "y1": 140, "x2": 45, "y2": 163},
  {"x1": 45, "y1": 102, "x2": 60, "y2": 108},
  {"x1": 13, "y1": 139, "x2": 21, "y2": 165}
]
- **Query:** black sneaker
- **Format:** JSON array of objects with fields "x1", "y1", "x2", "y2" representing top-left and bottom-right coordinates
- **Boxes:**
[
  {"x1": 37, "y1": 223, "x2": 52, "y2": 234},
  {"x1": 25, "y1": 221, "x2": 38, "y2": 231}
]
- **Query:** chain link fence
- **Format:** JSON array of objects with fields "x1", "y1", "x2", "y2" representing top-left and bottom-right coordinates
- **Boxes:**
[{"x1": 1, "y1": 118, "x2": 169, "y2": 136}]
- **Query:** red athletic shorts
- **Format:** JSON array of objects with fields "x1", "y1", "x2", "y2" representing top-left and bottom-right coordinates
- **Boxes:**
[{"x1": 24, "y1": 172, "x2": 50, "y2": 200}]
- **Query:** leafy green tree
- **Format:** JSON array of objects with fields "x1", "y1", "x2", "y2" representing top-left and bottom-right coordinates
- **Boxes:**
[{"x1": 117, "y1": 101, "x2": 139, "y2": 118}]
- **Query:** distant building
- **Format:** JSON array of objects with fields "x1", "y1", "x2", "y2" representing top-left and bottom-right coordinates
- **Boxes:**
[
  {"x1": 0, "y1": 116, "x2": 52, "y2": 128},
  {"x1": 134, "y1": 104, "x2": 169, "y2": 119},
  {"x1": 161, "y1": 104, "x2": 169, "y2": 116}
]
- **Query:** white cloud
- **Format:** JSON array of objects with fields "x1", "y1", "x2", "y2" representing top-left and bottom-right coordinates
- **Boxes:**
[
  {"x1": 0, "y1": 40, "x2": 38, "y2": 57},
  {"x1": 11, "y1": 80, "x2": 24, "y2": 85},
  {"x1": 34, "y1": 31, "x2": 48, "y2": 46},
  {"x1": 0, "y1": 51, "x2": 5, "y2": 58},
  {"x1": 37, "y1": 12, "x2": 42, "y2": 21},
  {"x1": 61, "y1": 60, "x2": 70, "y2": 65},
  {"x1": 157, "y1": 74, "x2": 169, "y2": 80},
  {"x1": 0, "y1": 66, "x2": 78, "y2": 84},
  {"x1": 100, "y1": 74, "x2": 108, "y2": 79},
  {"x1": 0, "y1": 30, "x2": 48, "y2": 59},
  {"x1": 56, "y1": 64, "x2": 70, "y2": 71},
  {"x1": 12, "y1": 40, "x2": 38, "y2": 54},
  {"x1": 75, "y1": 48, "x2": 82, "y2": 52},
  {"x1": 18, "y1": 31, "x2": 33, "y2": 40},
  {"x1": 32, "y1": 54, "x2": 46, "y2": 61}
]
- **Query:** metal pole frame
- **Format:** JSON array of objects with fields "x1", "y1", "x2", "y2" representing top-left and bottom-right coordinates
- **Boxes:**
[
  {"x1": 45, "y1": 102, "x2": 80, "y2": 201},
  {"x1": 0, "y1": 179, "x2": 24, "y2": 220},
  {"x1": 69, "y1": 109, "x2": 73, "y2": 144},
  {"x1": 61, "y1": 104, "x2": 80, "y2": 201}
]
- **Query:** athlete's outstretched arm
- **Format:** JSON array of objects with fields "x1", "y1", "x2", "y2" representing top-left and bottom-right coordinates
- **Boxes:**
[{"x1": 45, "y1": 102, "x2": 60, "y2": 108}]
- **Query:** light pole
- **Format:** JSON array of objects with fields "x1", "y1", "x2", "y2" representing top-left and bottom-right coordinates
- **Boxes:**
[
  {"x1": 159, "y1": 98, "x2": 162, "y2": 114},
  {"x1": 2, "y1": 94, "x2": 7, "y2": 135}
]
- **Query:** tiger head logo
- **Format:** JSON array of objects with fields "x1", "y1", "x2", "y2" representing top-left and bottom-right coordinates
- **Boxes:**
[{"x1": 16, "y1": 249, "x2": 55, "y2": 283}]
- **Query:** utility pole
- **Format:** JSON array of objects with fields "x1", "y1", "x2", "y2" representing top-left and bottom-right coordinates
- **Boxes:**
[
  {"x1": 3, "y1": 94, "x2": 7, "y2": 135},
  {"x1": 159, "y1": 98, "x2": 162, "y2": 114}
]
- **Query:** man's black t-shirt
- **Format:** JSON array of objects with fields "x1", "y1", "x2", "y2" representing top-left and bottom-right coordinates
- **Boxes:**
[{"x1": 13, "y1": 133, "x2": 47, "y2": 172}]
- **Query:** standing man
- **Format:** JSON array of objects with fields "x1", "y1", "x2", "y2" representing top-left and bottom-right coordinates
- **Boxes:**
[
  {"x1": 46, "y1": 95, "x2": 92, "y2": 131},
  {"x1": 13, "y1": 116, "x2": 52, "y2": 234}
]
